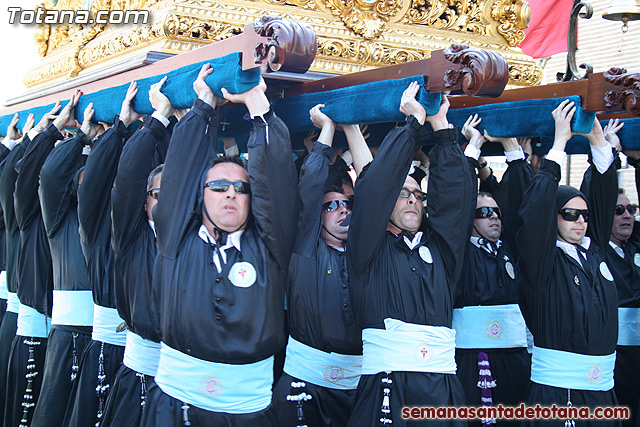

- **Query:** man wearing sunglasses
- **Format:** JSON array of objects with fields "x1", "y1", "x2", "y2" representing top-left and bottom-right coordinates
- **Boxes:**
[
  {"x1": 142, "y1": 64, "x2": 298, "y2": 426},
  {"x1": 273, "y1": 104, "x2": 371, "y2": 426},
  {"x1": 518, "y1": 99, "x2": 619, "y2": 424},
  {"x1": 99, "y1": 78, "x2": 173, "y2": 426},
  {"x1": 346, "y1": 82, "x2": 474, "y2": 426},
  {"x1": 453, "y1": 115, "x2": 533, "y2": 423}
]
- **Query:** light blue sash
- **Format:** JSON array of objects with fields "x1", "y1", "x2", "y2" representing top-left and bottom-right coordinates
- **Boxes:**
[
  {"x1": 155, "y1": 343, "x2": 274, "y2": 413},
  {"x1": 6, "y1": 292, "x2": 19, "y2": 314},
  {"x1": 52, "y1": 290, "x2": 94, "y2": 327},
  {"x1": 362, "y1": 318, "x2": 456, "y2": 375},
  {"x1": 91, "y1": 304, "x2": 127, "y2": 346},
  {"x1": 531, "y1": 346, "x2": 615, "y2": 391},
  {"x1": 16, "y1": 303, "x2": 51, "y2": 338},
  {"x1": 283, "y1": 336, "x2": 362, "y2": 390},
  {"x1": 617, "y1": 307, "x2": 640, "y2": 346},
  {"x1": 453, "y1": 304, "x2": 528, "y2": 349},
  {"x1": 123, "y1": 331, "x2": 161, "y2": 377}
]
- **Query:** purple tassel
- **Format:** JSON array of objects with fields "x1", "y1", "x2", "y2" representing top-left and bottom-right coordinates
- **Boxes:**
[{"x1": 476, "y1": 351, "x2": 496, "y2": 426}]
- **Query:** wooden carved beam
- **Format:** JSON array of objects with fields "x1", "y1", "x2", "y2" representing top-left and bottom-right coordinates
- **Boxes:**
[
  {"x1": 0, "y1": 16, "x2": 316, "y2": 116},
  {"x1": 284, "y1": 44, "x2": 510, "y2": 99},
  {"x1": 449, "y1": 67, "x2": 640, "y2": 118}
]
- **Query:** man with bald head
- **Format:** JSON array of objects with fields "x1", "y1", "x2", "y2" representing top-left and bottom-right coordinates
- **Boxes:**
[
  {"x1": 517, "y1": 100, "x2": 619, "y2": 425},
  {"x1": 346, "y1": 82, "x2": 474, "y2": 426}
]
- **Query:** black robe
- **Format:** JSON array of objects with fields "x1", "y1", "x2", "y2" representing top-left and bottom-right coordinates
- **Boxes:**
[
  {"x1": 606, "y1": 163, "x2": 640, "y2": 426},
  {"x1": 64, "y1": 120, "x2": 131, "y2": 427},
  {"x1": 31, "y1": 131, "x2": 93, "y2": 427},
  {"x1": 517, "y1": 157, "x2": 619, "y2": 426},
  {"x1": 274, "y1": 140, "x2": 361, "y2": 426},
  {"x1": 142, "y1": 100, "x2": 297, "y2": 426},
  {"x1": 0, "y1": 142, "x2": 20, "y2": 425},
  {"x1": 346, "y1": 118, "x2": 474, "y2": 426},
  {"x1": 100, "y1": 115, "x2": 170, "y2": 427},
  {"x1": 455, "y1": 159, "x2": 533, "y2": 423}
]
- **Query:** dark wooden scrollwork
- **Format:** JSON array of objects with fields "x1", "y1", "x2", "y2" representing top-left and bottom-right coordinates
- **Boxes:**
[
  {"x1": 442, "y1": 44, "x2": 509, "y2": 98},
  {"x1": 253, "y1": 16, "x2": 317, "y2": 74},
  {"x1": 604, "y1": 67, "x2": 640, "y2": 116}
]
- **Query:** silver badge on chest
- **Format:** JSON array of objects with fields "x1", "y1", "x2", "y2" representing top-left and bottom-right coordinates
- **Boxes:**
[
  {"x1": 505, "y1": 261, "x2": 515, "y2": 280},
  {"x1": 228, "y1": 262, "x2": 257, "y2": 288},
  {"x1": 419, "y1": 246, "x2": 433, "y2": 264},
  {"x1": 599, "y1": 262, "x2": 614, "y2": 282},
  {"x1": 634, "y1": 253, "x2": 640, "y2": 268}
]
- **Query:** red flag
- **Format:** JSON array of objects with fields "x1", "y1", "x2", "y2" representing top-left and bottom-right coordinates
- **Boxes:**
[{"x1": 519, "y1": 0, "x2": 574, "y2": 59}]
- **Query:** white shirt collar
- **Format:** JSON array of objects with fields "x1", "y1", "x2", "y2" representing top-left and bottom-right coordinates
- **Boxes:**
[
  {"x1": 404, "y1": 231, "x2": 423, "y2": 250},
  {"x1": 609, "y1": 240, "x2": 625, "y2": 259},
  {"x1": 197, "y1": 224, "x2": 243, "y2": 252},
  {"x1": 470, "y1": 236, "x2": 502, "y2": 254},
  {"x1": 556, "y1": 236, "x2": 591, "y2": 267}
]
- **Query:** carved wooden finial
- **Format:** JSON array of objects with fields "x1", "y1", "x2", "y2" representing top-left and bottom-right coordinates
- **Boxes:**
[
  {"x1": 603, "y1": 67, "x2": 640, "y2": 116},
  {"x1": 253, "y1": 16, "x2": 317, "y2": 74},
  {"x1": 441, "y1": 44, "x2": 509, "y2": 98}
]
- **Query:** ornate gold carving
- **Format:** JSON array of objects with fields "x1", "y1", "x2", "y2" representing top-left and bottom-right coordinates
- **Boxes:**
[
  {"x1": 403, "y1": 0, "x2": 486, "y2": 35},
  {"x1": 261, "y1": 0, "x2": 316, "y2": 10},
  {"x1": 324, "y1": 0, "x2": 402, "y2": 39},
  {"x1": 508, "y1": 62, "x2": 543, "y2": 86},
  {"x1": 491, "y1": 0, "x2": 529, "y2": 47},
  {"x1": 164, "y1": 13, "x2": 241, "y2": 40},
  {"x1": 34, "y1": 24, "x2": 51, "y2": 57},
  {"x1": 318, "y1": 38, "x2": 426, "y2": 65}
]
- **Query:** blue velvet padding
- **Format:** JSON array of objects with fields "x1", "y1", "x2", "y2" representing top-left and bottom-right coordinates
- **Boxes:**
[
  {"x1": 272, "y1": 76, "x2": 442, "y2": 133},
  {"x1": 537, "y1": 118, "x2": 640, "y2": 155},
  {"x1": 449, "y1": 96, "x2": 596, "y2": 139},
  {"x1": 0, "y1": 53, "x2": 260, "y2": 134}
]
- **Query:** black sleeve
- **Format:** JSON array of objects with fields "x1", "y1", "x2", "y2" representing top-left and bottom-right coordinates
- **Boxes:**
[
  {"x1": 39, "y1": 131, "x2": 88, "y2": 238},
  {"x1": 579, "y1": 150, "x2": 618, "y2": 251},
  {"x1": 493, "y1": 159, "x2": 534, "y2": 258},
  {"x1": 295, "y1": 141, "x2": 335, "y2": 258},
  {"x1": 427, "y1": 128, "x2": 475, "y2": 283},
  {"x1": 78, "y1": 119, "x2": 131, "y2": 246},
  {"x1": 347, "y1": 118, "x2": 423, "y2": 275},
  {"x1": 631, "y1": 162, "x2": 640, "y2": 245},
  {"x1": 112, "y1": 116, "x2": 169, "y2": 254},
  {"x1": 516, "y1": 158, "x2": 562, "y2": 292},
  {"x1": 14, "y1": 124, "x2": 63, "y2": 230},
  {"x1": 155, "y1": 99, "x2": 219, "y2": 258},
  {"x1": 479, "y1": 172, "x2": 499, "y2": 195},
  {"x1": 247, "y1": 110, "x2": 299, "y2": 272}
]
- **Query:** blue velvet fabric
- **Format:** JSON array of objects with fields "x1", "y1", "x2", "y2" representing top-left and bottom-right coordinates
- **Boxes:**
[
  {"x1": 448, "y1": 96, "x2": 596, "y2": 139},
  {"x1": 0, "y1": 53, "x2": 260, "y2": 134},
  {"x1": 272, "y1": 76, "x2": 441, "y2": 133}
]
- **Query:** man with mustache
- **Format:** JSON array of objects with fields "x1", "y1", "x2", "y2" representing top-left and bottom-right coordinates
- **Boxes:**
[
  {"x1": 346, "y1": 82, "x2": 474, "y2": 426},
  {"x1": 599, "y1": 119, "x2": 640, "y2": 426},
  {"x1": 273, "y1": 104, "x2": 371, "y2": 426},
  {"x1": 517, "y1": 100, "x2": 619, "y2": 425}
]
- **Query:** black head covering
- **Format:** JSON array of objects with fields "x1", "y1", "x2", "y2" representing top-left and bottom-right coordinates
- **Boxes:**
[{"x1": 555, "y1": 185, "x2": 589, "y2": 212}]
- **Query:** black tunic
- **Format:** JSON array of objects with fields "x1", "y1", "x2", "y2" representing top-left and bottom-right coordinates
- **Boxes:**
[
  {"x1": 111, "y1": 115, "x2": 168, "y2": 341},
  {"x1": 14, "y1": 124, "x2": 60, "y2": 316},
  {"x1": 274, "y1": 140, "x2": 361, "y2": 426},
  {"x1": 346, "y1": 118, "x2": 474, "y2": 426},
  {"x1": 517, "y1": 157, "x2": 619, "y2": 424},
  {"x1": 99, "y1": 115, "x2": 170, "y2": 427},
  {"x1": 606, "y1": 164, "x2": 640, "y2": 427},
  {"x1": 454, "y1": 159, "x2": 533, "y2": 421},
  {"x1": 31, "y1": 131, "x2": 93, "y2": 427},
  {"x1": 144, "y1": 100, "x2": 297, "y2": 425}
]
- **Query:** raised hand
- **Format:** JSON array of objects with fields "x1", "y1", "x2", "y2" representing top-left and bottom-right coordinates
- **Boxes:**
[
  {"x1": 53, "y1": 90, "x2": 81, "y2": 131},
  {"x1": 551, "y1": 99, "x2": 576, "y2": 151},
  {"x1": 193, "y1": 64, "x2": 226, "y2": 108},
  {"x1": 34, "y1": 101, "x2": 62, "y2": 134},
  {"x1": 21, "y1": 113, "x2": 35, "y2": 139},
  {"x1": 221, "y1": 77, "x2": 268, "y2": 117},
  {"x1": 483, "y1": 130, "x2": 518, "y2": 152},
  {"x1": 462, "y1": 114, "x2": 485, "y2": 149},
  {"x1": 426, "y1": 93, "x2": 450, "y2": 131},
  {"x1": 603, "y1": 118, "x2": 624, "y2": 151},
  {"x1": 309, "y1": 104, "x2": 335, "y2": 130},
  {"x1": 149, "y1": 76, "x2": 175, "y2": 119},
  {"x1": 399, "y1": 81, "x2": 426, "y2": 125},
  {"x1": 120, "y1": 81, "x2": 142, "y2": 127},
  {"x1": 80, "y1": 103, "x2": 100, "y2": 140}
]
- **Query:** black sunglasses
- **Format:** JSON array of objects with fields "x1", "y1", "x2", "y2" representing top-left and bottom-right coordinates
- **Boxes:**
[
  {"x1": 559, "y1": 208, "x2": 590, "y2": 222},
  {"x1": 399, "y1": 188, "x2": 426, "y2": 201},
  {"x1": 475, "y1": 206, "x2": 501, "y2": 219},
  {"x1": 322, "y1": 199, "x2": 353, "y2": 213},
  {"x1": 204, "y1": 180, "x2": 251, "y2": 194},
  {"x1": 147, "y1": 188, "x2": 160, "y2": 200},
  {"x1": 615, "y1": 204, "x2": 637, "y2": 216}
]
